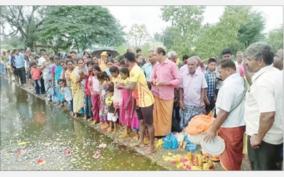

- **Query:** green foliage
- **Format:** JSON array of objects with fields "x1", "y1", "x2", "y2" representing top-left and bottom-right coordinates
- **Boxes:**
[
  {"x1": 127, "y1": 24, "x2": 150, "y2": 48},
  {"x1": 1, "y1": 36, "x2": 25, "y2": 49},
  {"x1": 0, "y1": 6, "x2": 46, "y2": 49},
  {"x1": 237, "y1": 11, "x2": 265, "y2": 48},
  {"x1": 266, "y1": 28, "x2": 283, "y2": 52},
  {"x1": 195, "y1": 6, "x2": 265, "y2": 59},
  {"x1": 1, "y1": 6, "x2": 125, "y2": 52},
  {"x1": 161, "y1": 6, "x2": 205, "y2": 56},
  {"x1": 38, "y1": 6, "x2": 125, "y2": 53},
  {"x1": 116, "y1": 44, "x2": 128, "y2": 55}
]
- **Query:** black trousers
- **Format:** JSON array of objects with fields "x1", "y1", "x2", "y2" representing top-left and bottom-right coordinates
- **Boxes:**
[
  {"x1": 205, "y1": 95, "x2": 215, "y2": 114},
  {"x1": 171, "y1": 103, "x2": 181, "y2": 132},
  {"x1": 34, "y1": 80, "x2": 42, "y2": 94},
  {"x1": 247, "y1": 136, "x2": 283, "y2": 170},
  {"x1": 14, "y1": 67, "x2": 26, "y2": 85},
  {"x1": 40, "y1": 77, "x2": 46, "y2": 94}
]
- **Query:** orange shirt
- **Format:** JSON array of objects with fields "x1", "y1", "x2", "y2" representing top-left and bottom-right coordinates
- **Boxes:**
[{"x1": 31, "y1": 67, "x2": 42, "y2": 80}]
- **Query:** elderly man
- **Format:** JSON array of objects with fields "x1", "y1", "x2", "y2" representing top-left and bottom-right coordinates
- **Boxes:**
[
  {"x1": 204, "y1": 59, "x2": 246, "y2": 170},
  {"x1": 235, "y1": 51, "x2": 245, "y2": 77},
  {"x1": 244, "y1": 42, "x2": 283, "y2": 170},
  {"x1": 151, "y1": 47, "x2": 180, "y2": 137},
  {"x1": 167, "y1": 51, "x2": 178, "y2": 63},
  {"x1": 179, "y1": 56, "x2": 208, "y2": 129},
  {"x1": 273, "y1": 49, "x2": 283, "y2": 70}
]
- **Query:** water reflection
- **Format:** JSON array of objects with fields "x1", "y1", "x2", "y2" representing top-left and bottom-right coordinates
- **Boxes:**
[{"x1": 0, "y1": 78, "x2": 164, "y2": 171}]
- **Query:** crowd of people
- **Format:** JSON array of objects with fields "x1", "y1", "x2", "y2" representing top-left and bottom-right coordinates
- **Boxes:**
[{"x1": 0, "y1": 43, "x2": 283, "y2": 170}]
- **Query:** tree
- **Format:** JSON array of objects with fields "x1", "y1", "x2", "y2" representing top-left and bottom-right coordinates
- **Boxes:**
[
  {"x1": 195, "y1": 6, "x2": 265, "y2": 59},
  {"x1": 38, "y1": 6, "x2": 125, "y2": 53},
  {"x1": 0, "y1": 6, "x2": 46, "y2": 49},
  {"x1": 266, "y1": 28, "x2": 283, "y2": 52},
  {"x1": 237, "y1": 11, "x2": 265, "y2": 48},
  {"x1": 161, "y1": 6, "x2": 205, "y2": 56},
  {"x1": 127, "y1": 24, "x2": 150, "y2": 48}
]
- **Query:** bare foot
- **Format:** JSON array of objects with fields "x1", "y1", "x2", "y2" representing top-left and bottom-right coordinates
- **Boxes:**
[
  {"x1": 100, "y1": 123, "x2": 109, "y2": 130},
  {"x1": 120, "y1": 129, "x2": 129, "y2": 138},
  {"x1": 91, "y1": 120, "x2": 98, "y2": 124},
  {"x1": 133, "y1": 140, "x2": 144, "y2": 148},
  {"x1": 144, "y1": 146, "x2": 156, "y2": 155},
  {"x1": 144, "y1": 137, "x2": 150, "y2": 145},
  {"x1": 106, "y1": 127, "x2": 112, "y2": 133}
]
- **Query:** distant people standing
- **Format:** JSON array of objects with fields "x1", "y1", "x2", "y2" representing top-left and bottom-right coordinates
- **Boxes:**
[
  {"x1": 11, "y1": 49, "x2": 26, "y2": 85},
  {"x1": 204, "y1": 58, "x2": 217, "y2": 114},
  {"x1": 136, "y1": 48, "x2": 142, "y2": 56},
  {"x1": 235, "y1": 51, "x2": 245, "y2": 77},
  {"x1": 30, "y1": 62, "x2": 44, "y2": 95},
  {"x1": 24, "y1": 48, "x2": 32, "y2": 87},
  {"x1": 167, "y1": 51, "x2": 178, "y2": 64},
  {"x1": 89, "y1": 65, "x2": 101, "y2": 123},
  {"x1": 42, "y1": 56, "x2": 56, "y2": 101},
  {"x1": 98, "y1": 51, "x2": 108, "y2": 72},
  {"x1": 70, "y1": 59, "x2": 85, "y2": 118},
  {"x1": 222, "y1": 48, "x2": 233, "y2": 60},
  {"x1": 142, "y1": 50, "x2": 156, "y2": 88},
  {"x1": 69, "y1": 51, "x2": 77, "y2": 61},
  {"x1": 273, "y1": 49, "x2": 283, "y2": 70},
  {"x1": 38, "y1": 49, "x2": 47, "y2": 67},
  {"x1": 167, "y1": 50, "x2": 181, "y2": 132},
  {"x1": 216, "y1": 48, "x2": 233, "y2": 96}
]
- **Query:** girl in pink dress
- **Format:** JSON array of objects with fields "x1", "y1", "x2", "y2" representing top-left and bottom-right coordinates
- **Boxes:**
[
  {"x1": 118, "y1": 67, "x2": 139, "y2": 138},
  {"x1": 89, "y1": 65, "x2": 101, "y2": 123}
]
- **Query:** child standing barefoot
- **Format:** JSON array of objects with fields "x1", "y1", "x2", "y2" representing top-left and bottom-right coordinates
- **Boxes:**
[
  {"x1": 105, "y1": 83, "x2": 118, "y2": 132},
  {"x1": 30, "y1": 62, "x2": 43, "y2": 95},
  {"x1": 59, "y1": 79, "x2": 73, "y2": 116},
  {"x1": 89, "y1": 65, "x2": 101, "y2": 124},
  {"x1": 98, "y1": 72, "x2": 110, "y2": 131},
  {"x1": 84, "y1": 61, "x2": 94, "y2": 120}
]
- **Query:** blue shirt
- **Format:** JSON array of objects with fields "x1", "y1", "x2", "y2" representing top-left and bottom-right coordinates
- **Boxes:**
[
  {"x1": 205, "y1": 70, "x2": 217, "y2": 97},
  {"x1": 142, "y1": 62, "x2": 153, "y2": 81},
  {"x1": 12, "y1": 53, "x2": 25, "y2": 68},
  {"x1": 54, "y1": 65, "x2": 63, "y2": 81}
]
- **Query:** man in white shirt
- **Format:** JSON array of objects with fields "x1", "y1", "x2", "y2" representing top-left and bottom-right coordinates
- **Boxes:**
[
  {"x1": 244, "y1": 42, "x2": 283, "y2": 170},
  {"x1": 204, "y1": 59, "x2": 246, "y2": 170},
  {"x1": 38, "y1": 51, "x2": 47, "y2": 67}
]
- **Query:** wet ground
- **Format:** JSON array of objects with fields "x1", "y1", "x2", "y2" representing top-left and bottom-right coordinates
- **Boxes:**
[{"x1": 0, "y1": 77, "x2": 165, "y2": 170}]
